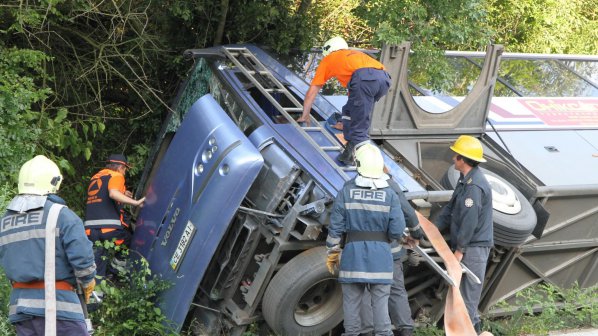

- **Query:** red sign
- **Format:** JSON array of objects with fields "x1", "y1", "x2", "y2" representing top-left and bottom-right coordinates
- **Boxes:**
[{"x1": 521, "y1": 98, "x2": 598, "y2": 126}]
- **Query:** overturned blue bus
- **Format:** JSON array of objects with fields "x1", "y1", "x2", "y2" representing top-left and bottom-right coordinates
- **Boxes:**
[{"x1": 131, "y1": 44, "x2": 598, "y2": 335}]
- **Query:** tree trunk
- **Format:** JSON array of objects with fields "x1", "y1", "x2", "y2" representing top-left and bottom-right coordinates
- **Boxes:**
[
  {"x1": 213, "y1": 0, "x2": 230, "y2": 46},
  {"x1": 297, "y1": 0, "x2": 312, "y2": 16}
]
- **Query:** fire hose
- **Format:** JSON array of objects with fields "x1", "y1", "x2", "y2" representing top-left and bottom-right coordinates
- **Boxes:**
[{"x1": 416, "y1": 212, "x2": 493, "y2": 336}]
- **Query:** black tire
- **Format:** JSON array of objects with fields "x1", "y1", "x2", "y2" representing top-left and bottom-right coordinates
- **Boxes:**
[
  {"x1": 493, "y1": 233, "x2": 528, "y2": 247},
  {"x1": 262, "y1": 246, "x2": 343, "y2": 336},
  {"x1": 441, "y1": 165, "x2": 537, "y2": 246}
]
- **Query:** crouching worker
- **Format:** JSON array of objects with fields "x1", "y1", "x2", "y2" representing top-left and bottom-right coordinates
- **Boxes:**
[
  {"x1": 299, "y1": 36, "x2": 391, "y2": 166},
  {"x1": 326, "y1": 143, "x2": 405, "y2": 335},
  {"x1": 0, "y1": 155, "x2": 96, "y2": 335},
  {"x1": 84, "y1": 154, "x2": 145, "y2": 280}
]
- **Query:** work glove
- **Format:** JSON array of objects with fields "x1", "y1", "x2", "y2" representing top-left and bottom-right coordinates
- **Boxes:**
[
  {"x1": 409, "y1": 225, "x2": 424, "y2": 240},
  {"x1": 326, "y1": 250, "x2": 341, "y2": 275},
  {"x1": 82, "y1": 279, "x2": 96, "y2": 303},
  {"x1": 404, "y1": 236, "x2": 420, "y2": 249}
]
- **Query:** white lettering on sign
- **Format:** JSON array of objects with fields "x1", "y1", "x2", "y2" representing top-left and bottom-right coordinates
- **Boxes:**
[
  {"x1": 350, "y1": 189, "x2": 386, "y2": 202},
  {"x1": 1, "y1": 210, "x2": 44, "y2": 233}
]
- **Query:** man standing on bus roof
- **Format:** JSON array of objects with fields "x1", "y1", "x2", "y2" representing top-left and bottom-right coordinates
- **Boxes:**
[
  {"x1": 298, "y1": 36, "x2": 391, "y2": 166},
  {"x1": 435, "y1": 135, "x2": 493, "y2": 334},
  {"x1": 84, "y1": 154, "x2": 145, "y2": 280}
]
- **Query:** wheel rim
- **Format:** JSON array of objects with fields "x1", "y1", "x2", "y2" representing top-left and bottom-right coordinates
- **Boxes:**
[
  {"x1": 485, "y1": 174, "x2": 521, "y2": 215},
  {"x1": 294, "y1": 277, "x2": 343, "y2": 327}
]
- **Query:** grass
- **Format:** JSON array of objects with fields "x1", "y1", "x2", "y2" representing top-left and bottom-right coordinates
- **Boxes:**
[{"x1": 484, "y1": 283, "x2": 597, "y2": 336}]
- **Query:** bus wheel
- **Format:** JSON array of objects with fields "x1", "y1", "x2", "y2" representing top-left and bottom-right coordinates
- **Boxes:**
[{"x1": 262, "y1": 246, "x2": 343, "y2": 335}]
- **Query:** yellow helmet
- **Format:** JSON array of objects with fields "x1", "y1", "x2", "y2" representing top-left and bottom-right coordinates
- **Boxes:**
[
  {"x1": 322, "y1": 36, "x2": 348, "y2": 56},
  {"x1": 18, "y1": 155, "x2": 63, "y2": 195},
  {"x1": 355, "y1": 143, "x2": 385, "y2": 178},
  {"x1": 450, "y1": 135, "x2": 486, "y2": 163}
]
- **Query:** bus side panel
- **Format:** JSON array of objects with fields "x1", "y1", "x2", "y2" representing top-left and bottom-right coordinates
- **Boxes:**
[{"x1": 132, "y1": 94, "x2": 264, "y2": 329}]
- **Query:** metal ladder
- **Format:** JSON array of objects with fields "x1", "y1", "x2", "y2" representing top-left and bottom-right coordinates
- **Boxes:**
[{"x1": 222, "y1": 47, "x2": 354, "y2": 177}]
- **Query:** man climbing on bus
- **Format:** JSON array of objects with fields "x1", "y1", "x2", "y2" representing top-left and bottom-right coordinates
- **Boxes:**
[
  {"x1": 85, "y1": 154, "x2": 145, "y2": 281},
  {"x1": 298, "y1": 37, "x2": 391, "y2": 165}
]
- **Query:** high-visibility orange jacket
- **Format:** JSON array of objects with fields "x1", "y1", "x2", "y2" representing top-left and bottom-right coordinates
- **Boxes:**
[
  {"x1": 84, "y1": 168, "x2": 128, "y2": 231},
  {"x1": 311, "y1": 49, "x2": 385, "y2": 88}
]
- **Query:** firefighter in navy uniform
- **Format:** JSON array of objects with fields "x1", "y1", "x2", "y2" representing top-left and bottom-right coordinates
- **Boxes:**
[
  {"x1": 435, "y1": 135, "x2": 493, "y2": 334},
  {"x1": 326, "y1": 143, "x2": 405, "y2": 336},
  {"x1": 360, "y1": 174, "x2": 423, "y2": 336},
  {"x1": 85, "y1": 154, "x2": 145, "y2": 279},
  {"x1": 0, "y1": 155, "x2": 96, "y2": 335}
]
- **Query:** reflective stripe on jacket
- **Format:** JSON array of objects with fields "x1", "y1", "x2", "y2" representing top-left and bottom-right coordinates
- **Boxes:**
[
  {"x1": 84, "y1": 168, "x2": 126, "y2": 229},
  {"x1": 0, "y1": 194, "x2": 96, "y2": 322},
  {"x1": 328, "y1": 178, "x2": 405, "y2": 284}
]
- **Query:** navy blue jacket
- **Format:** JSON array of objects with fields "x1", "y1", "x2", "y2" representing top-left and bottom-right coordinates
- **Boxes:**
[
  {"x1": 0, "y1": 194, "x2": 96, "y2": 322},
  {"x1": 328, "y1": 178, "x2": 405, "y2": 284},
  {"x1": 387, "y1": 178, "x2": 422, "y2": 260},
  {"x1": 436, "y1": 166, "x2": 493, "y2": 252}
]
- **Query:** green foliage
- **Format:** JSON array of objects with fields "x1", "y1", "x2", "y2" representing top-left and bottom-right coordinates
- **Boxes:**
[
  {"x1": 487, "y1": 283, "x2": 598, "y2": 335},
  {"x1": 163, "y1": 0, "x2": 319, "y2": 52},
  {"x1": 90, "y1": 242, "x2": 176, "y2": 336},
  {"x1": 311, "y1": 0, "x2": 372, "y2": 45},
  {"x1": 0, "y1": 248, "x2": 173, "y2": 336},
  {"x1": 357, "y1": 0, "x2": 492, "y2": 50},
  {"x1": 0, "y1": 47, "x2": 51, "y2": 180},
  {"x1": 353, "y1": 0, "x2": 493, "y2": 92},
  {"x1": 488, "y1": 0, "x2": 598, "y2": 54},
  {"x1": 0, "y1": 46, "x2": 95, "y2": 208},
  {"x1": 0, "y1": 0, "x2": 170, "y2": 213},
  {"x1": 1, "y1": 0, "x2": 324, "y2": 216},
  {"x1": 0, "y1": 269, "x2": 17, "y2": 336}
]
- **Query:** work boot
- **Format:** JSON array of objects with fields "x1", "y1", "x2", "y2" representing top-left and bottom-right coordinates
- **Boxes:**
[
  {"x1": 474, "y1": 322, "x2": 482, "y2": 335},
  {"x1": 337, "y1": 141, "x2": 356, "y2": 166},
  {"x1": 110, "y1": 256, "x2": 128, "y2": 274},
  {"x1": 393, "y1": 328, "x2": 413, "y2": 336}
]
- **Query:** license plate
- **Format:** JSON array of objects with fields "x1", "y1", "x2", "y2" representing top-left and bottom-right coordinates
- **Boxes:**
[{"x1": 170, "y1": 221, "x2": 196, "y2": 271}]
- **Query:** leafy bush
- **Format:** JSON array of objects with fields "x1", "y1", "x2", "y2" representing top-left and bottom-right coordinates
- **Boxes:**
[
  {"x1": 90, "y1": 243, "x2": 177, "y2": 336},
  {"x1": 1, "y1": 248, "x2": 175, "y2": 336},
  {"x1": 0, "y1": 269, "x2": 16, "y2": 336}
]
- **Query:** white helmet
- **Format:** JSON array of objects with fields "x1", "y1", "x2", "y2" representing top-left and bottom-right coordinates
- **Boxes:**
[
  {"x1": 355, "y1": 143, "x2": 384, "y2": 179},
  {"x1": 322, "y1": 36, "x2": 348, "y2": 56},
  {"x1": 18, "y1": 155, "x2": 63, "y2": 195}
]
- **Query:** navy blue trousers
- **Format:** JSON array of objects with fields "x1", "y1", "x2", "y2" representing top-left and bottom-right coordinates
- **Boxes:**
[
  {"x1": 461, "y1": 246, "x2": 491, "y2": 326},
  {"x1": 342, "y1": 68, "x2": 390, "y2": 143},
  {"x1": 15, "y1": 315, "x2": 88, "y2": 336},
  {"x1": 87, "y1": 228, "x2": 131, "y2": 278}
]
